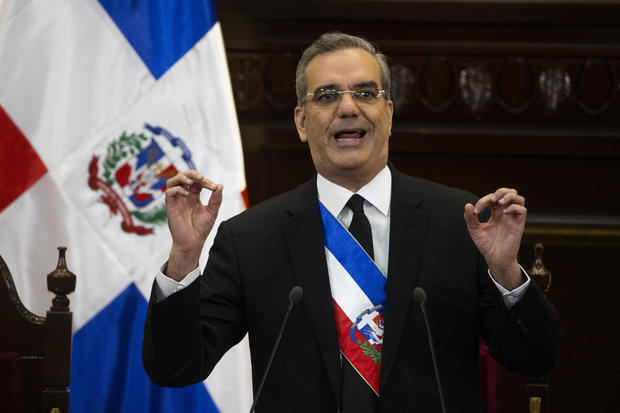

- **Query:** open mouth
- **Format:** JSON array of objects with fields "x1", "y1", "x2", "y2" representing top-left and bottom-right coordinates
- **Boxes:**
[{"x1": 334, "y1": 129, "x2": 366, "y2": 140}]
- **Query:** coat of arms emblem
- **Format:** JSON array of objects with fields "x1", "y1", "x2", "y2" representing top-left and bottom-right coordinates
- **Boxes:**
[{"x1": 88, "y1": 124, "x2": 195, "y2": 235}]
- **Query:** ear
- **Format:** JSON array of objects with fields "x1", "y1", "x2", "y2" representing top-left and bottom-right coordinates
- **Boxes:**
[
  {"x1": 386, "y1": 99, "x2": 394, "y2": 136},
  {"x1": 294, "y1": 105, "x2": 308, "y2": 143}
]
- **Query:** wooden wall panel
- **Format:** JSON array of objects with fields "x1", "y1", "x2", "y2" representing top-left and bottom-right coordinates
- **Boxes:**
[{"x1": 215, "y1": 1, "x2": 620, "y2": 411}]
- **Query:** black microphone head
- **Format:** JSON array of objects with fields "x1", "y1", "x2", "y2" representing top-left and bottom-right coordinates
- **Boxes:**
[
  {"x1": 413, "y1": 287, "x2": 427, "y2": 304},
  {"x1": 288, "y1": 286, "x2": 303, "y2": 304}
]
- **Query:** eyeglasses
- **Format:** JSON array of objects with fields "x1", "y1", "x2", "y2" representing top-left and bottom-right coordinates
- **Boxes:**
[{"x1": 305, "y1": 87, "x2": 386, "y2": 107}]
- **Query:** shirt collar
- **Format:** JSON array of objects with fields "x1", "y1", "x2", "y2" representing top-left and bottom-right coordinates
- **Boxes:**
[{"x1": 316, "y1": 165, "x2": 391, "y2": 217}]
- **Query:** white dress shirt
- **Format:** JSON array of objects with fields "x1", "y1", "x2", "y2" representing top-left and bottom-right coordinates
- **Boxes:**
[
  {"x1": 316, "y1": 166, "x2": 391, "y2": 277},
  {"x1": 156, "y1": 165, "x2": 529, "y2": 308}
]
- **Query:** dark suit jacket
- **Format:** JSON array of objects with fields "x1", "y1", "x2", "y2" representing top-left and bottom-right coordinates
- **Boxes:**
[{"x1": 142, "y1": 167, "x2": 561, "y2": 412}]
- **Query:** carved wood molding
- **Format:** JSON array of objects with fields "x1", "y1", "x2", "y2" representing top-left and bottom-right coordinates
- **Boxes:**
[
  {"x1": 389, "y1": 56, "x2": 620, "y2": 121},
  {"x1": 217, "y1": 1, "x2": 620, "y2": 25},
  {"x1": 228, "y1": 53, "x2": 620, "y2": 124},
  {"x1": 524, "y1": 214, "x2": 620, "y2": 246}
]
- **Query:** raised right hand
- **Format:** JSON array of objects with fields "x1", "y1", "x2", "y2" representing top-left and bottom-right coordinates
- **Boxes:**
[{"x1": 164, "y1": 170, "x2": 223, "y2": 280}]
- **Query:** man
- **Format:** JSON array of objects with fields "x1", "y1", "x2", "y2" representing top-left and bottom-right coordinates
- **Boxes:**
[{"x1": 143, "y1": 33, "x2": 561, "y2": 412}]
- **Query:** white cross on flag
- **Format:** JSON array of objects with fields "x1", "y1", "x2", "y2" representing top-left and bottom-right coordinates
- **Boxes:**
[{"x1": 0, "y1": 0, "x2": 252, "y2": 411}]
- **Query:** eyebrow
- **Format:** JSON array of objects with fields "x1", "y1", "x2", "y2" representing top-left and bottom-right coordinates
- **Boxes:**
[
  {"x1": 312, "y1": 84, "x2": 337, "y2": 93},
  {"x1": 353, "y1": 81, "x2": 379, "y2": 90},
  {"x1": 311, "y1": 81, "x2": 380, "y2": 94}
]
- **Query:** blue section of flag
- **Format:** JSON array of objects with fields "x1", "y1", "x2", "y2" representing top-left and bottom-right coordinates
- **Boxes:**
[
  {"x1": 319, "y1": 202, "x2": 386, "y2": 306},
  {"x1": 98, "y1": 0, "x2": 218, "y2": 79},
  {"x1": 70, "y1": 284, "x2": 219, "y2": 413}
]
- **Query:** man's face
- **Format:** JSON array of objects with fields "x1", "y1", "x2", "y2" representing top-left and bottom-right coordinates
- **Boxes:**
[{"x1": 294, "y1": 48, "x2": 393, "y2": 189}]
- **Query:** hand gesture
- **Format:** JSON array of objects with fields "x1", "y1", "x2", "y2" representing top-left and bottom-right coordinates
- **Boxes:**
[
  {"x1": 464, "y1": 188, "x2": 526, "y2": 290},
  {"x1": 165, "y1": 170, "x2": 223, "y2": 280}
]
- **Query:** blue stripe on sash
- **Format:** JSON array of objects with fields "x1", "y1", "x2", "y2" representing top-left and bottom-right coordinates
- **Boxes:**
[{"x1": 319, "y1": 202, "x2": 386, "y2": 306}]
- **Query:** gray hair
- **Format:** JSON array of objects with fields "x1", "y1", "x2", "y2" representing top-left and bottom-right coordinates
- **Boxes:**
[{"x1": 295, "y1": 32, "x2": 391, "y2": 106}]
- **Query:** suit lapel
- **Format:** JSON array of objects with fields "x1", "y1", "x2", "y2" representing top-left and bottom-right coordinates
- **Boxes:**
[
  {"x1": 380, "y1": 168, "x2": 430, "y2": 391},
  {"x1": 280, "y1": 178, "x2": 342, "y2": 404},
  {"x1": 278, "y1": 169, "x2": 430, "y2": 397}
]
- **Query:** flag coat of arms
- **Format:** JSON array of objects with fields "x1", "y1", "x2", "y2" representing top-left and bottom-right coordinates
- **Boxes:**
[{"x1": 0, "y1": 0, "x2": 252, "y2": 411}]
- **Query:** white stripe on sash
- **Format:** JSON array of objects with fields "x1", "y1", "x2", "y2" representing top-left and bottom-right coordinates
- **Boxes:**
[
  {"x1": 325, "y1": 248, "x2": 375, "y2": 322},
  {"x1": 320, "y1": 201, "x2": 386, "y2": 320}
]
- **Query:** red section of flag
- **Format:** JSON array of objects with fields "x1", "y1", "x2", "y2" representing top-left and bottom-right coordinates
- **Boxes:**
[
  {"x1": 241, "y1": 187, "x2": 249, "y2": 209},
  {"x1": 0, "y1": 105, "x2": 47, "y2": 212}
]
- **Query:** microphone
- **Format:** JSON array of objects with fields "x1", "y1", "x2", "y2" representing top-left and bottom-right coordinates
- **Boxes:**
[
  {"x1": 413, "y1": 287, "x2": 447, "y2": 413},
  {"x1": 249, "y1": 286, "x2": 303, "y2": 413}
]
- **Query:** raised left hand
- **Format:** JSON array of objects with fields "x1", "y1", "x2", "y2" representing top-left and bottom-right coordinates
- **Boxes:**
[{"x1": 464, "y1": 188, "x2": 526, "y2": 290}]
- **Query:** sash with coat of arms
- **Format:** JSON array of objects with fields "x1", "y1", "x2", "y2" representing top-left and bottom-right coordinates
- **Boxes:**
[{"x1": 319, "y1": 201, "x2": 386, "y2": 395}]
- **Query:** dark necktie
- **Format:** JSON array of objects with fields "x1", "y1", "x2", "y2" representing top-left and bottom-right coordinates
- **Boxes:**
[
  {"x1": 342, "y1": 194, "x2": 378, "y2": 413},
  {"x1": 346, "y1": 194, "x2": 374, "y2": 260}
]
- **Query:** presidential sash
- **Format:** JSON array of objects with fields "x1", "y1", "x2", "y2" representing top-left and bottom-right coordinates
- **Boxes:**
[{"x1": 319, "y1": 201, "x2": 386, "y2": 395}]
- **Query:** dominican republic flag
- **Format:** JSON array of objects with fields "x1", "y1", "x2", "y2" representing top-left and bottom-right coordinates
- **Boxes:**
[{"x1": 0, "y1": 1, "x2": 252, "y2": 412}]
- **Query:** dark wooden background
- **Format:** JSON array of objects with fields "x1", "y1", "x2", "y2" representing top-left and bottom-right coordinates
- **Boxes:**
[{"x1": 214, "y1": 1, "x2": 620, "y2": 411}]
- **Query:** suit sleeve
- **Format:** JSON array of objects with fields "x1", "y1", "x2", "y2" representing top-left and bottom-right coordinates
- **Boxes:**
[
  {"x1": 477, "y1": 251, "x2": 562, "y2": 377},
  {"x1": 142, "y1": 221, "x2": 247, "y2": 387}
]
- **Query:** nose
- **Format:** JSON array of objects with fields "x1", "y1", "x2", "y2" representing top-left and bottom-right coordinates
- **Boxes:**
[{"x1": 335, "y1": 92, "x2": 360, "y2": 117}]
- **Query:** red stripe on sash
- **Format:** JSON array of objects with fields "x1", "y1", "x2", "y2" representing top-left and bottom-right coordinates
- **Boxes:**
[{"x1": 333, "y1": 300, "x2": 382, "y2": 395}]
